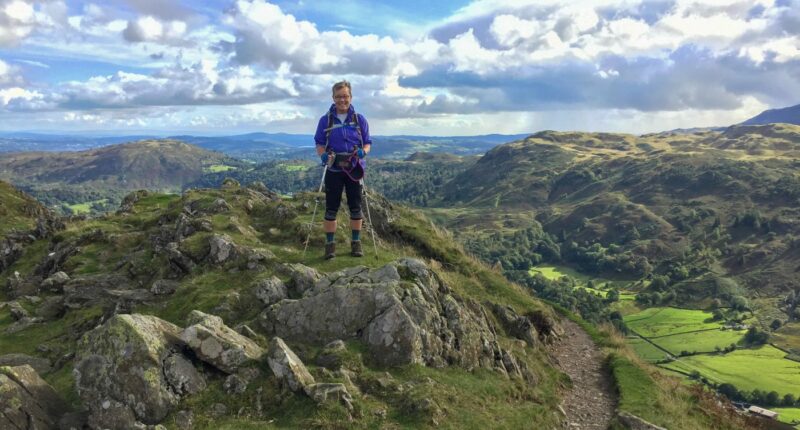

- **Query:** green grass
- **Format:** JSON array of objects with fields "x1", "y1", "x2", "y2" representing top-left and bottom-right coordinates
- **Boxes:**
[
  {"x1": 624, "y1": 307, "x2": 724, "y2": 338},
  {"x1": 279, "y1": 163, "x2": 308, "y2": 172},
  {"x1": 773, "y1": 322, "x2": 800, "y2": 353},
  {"x1": 651, "y1": 330, "x2": 745, "y2": 355},
  {"x1": 661, "y1": 345, "x2": 800, "y2": 396},
  {"x1": 529, "y1": 265, "x2": 590, "y2": 281},
  {"x1": 67, "y1": 199, "x2": 108, "y2": 214},
  {"x1": 627, "y1": 337, "x2": 670, "y2": 362},
  {"x1": 206, "y1": 164, "x2": 236, "y2": 173},
  {"x1": 772, "y1": 407, "x2": 800, "y2": 428}
]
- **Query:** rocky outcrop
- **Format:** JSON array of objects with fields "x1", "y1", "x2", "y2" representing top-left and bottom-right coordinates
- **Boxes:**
[
  {"x1": 74, "y1": 314, "x2": 186, "y2": 427},
  {"x1": 0, "y1": 353, "x2": 52, "y2": 374},
  {"x1": 277, "y1": 263, "x2": 321, "y2": 296},
  {"x1": 117, "y1": 190, "x2": 149, "y2": 214},
  {"x1": 181, "y1": 310, "x2": 264, "y2": 374},
  {"x1": 253, "y1": 276, "x2": 288, "y2": 306},
  {"x1": 261, "y1": 258, "x2": 526, "y2": 373},
  {"x1": 41, "y1": 271, "x2": 70, "y2": 292},
  {"x1": 207, "y1": 234, "x2": 239, "y2": 265},
  {"x1": 163, "y1": 353, "x2": 207, "y2": 396},
  {"x1": 0, "y1": 234, "x2": 30, "y2": 275},
  {"x1": 267, "y1": 337, "x2": 315, "y2": 393},
  {"x1": 64, "y1": 273, "x2": 148, "y2": 309},
  {"x1": 151, "y1": 279, "x2": 179, "y2": 296},
  {"x1": 491, "y1": 303, "x2": 539, "y2": 347},
  {"x1": 0, "y1": 365, "x2": 70, "y2": 429}
]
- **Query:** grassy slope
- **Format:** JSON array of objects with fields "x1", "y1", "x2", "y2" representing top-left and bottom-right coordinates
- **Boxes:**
[{"x1": 0, "y1": 180, "x2": 47, "y2": 237}]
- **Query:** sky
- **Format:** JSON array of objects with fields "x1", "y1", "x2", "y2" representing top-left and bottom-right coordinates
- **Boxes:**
[{"x1": 0, "y1": 0, "x2": 799, "y2": 136}]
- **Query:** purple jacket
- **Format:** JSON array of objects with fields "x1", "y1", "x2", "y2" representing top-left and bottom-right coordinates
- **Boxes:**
[{"x1": 314, "y1": 104, "x2": 371, "y2": 171}]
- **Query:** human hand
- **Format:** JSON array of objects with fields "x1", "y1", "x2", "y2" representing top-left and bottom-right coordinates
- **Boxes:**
[
  {"x1": 321, "y1": 152, "x2": 329, "y2": 164},
  {"x1": 356, "y1": 148, "x2": 365, "y2": 159}
]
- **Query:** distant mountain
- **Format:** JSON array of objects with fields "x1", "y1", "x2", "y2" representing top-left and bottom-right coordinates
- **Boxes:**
[
  {"x1": 0, "y1": 139, "x2": 235, "y2": 191},
  {"x1": 0, "y1": 133, "x2": 159, "y2": 152},
  {"x1": 740, "y1": 103, "x2": 800, "y2": 125},
  {"x1": 0, "y1": 132, "x2": 529, "y2": 161}
]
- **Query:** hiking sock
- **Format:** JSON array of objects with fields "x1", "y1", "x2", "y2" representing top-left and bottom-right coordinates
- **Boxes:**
[
  {"x1": 351, "y1": 230, "x2": 361, "y2": 242},
  {"x1": 326, "y1": 232, "x2": 335, "y2": 243}
]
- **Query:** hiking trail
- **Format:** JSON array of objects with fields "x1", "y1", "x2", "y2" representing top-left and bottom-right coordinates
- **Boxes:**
[{"x1": 551, "y1": 319, "x2": 617, "y2": 429}]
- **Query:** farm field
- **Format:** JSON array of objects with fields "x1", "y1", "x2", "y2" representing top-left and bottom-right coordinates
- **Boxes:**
[
  {"x1": 205, "y1": 164, "x2": 236, "y2": 172},
  {"x1": 772, "y1": 407, "x2": 800, "y2": 428},
  {"x1": 773, "y1": 322, "x2": 800, "y2": 354},
  {"x1": 528, "y1": 264, "x2": 638, "y2": 299},
  {"x1": 652, "y1": 329, "x2": 746, "y2": 355},
  {"x1": 661, "y1": 345, "x2": 800, "y2": 396},
  {"x1": 623, "y1": 307, "x2": 724, "y2": 338},
  {"x1": 67, "y1": 199, "x2": 108, "y2": 214},
  {"x1": 627, "y1": 337, "x2": 669, "y2": 362}
]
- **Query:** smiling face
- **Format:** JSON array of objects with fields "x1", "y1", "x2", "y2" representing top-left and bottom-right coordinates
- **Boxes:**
[{"x1": 332, "y1": 86, "x2": 352, "y2": 114}]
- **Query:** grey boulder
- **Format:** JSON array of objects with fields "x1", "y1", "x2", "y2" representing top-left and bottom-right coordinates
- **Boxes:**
[{"x1": 181, "y1": 310, "x2": 264, "y2": 374}]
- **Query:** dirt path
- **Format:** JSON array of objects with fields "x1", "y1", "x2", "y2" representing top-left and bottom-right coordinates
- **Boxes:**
[{"x1": 550, "y1": 319, "x2": 617, "y2": 429}]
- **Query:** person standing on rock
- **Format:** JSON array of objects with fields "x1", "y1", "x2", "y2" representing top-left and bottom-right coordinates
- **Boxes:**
[{"x1": 314, "y1": 80, "x2": 372, "y2": 259}]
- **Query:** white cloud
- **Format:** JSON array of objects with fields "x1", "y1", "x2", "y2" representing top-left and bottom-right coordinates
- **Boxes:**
[
  {"x1": 0, "y1": 86, "x2": 43, "y2": 107},
  {"x1": 0, "y1": 58, "x2": 24, "y2": 86},
  {"x1": 123, "y1": 15, "x2": 187, "y2": 43},
  {"x1": 0, "y1": 0, "x2": 36, "y2": 46}
]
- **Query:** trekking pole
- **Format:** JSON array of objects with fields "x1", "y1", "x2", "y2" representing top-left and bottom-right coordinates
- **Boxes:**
[
  {"x1": 302, "y1": 162, "x2": 329, "y2": 261},
  {"x1": 361, "y1": 176, "x2": 379, "y2": 259}
]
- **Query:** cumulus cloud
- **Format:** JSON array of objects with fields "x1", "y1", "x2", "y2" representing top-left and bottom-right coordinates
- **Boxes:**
[
  {"x1": 399, "y1": 0, "x2": 800, "y2": 115},
  {"x1": 0, "y1": 59, "x2": 23, "y2": 86},
  {"x1": 1, "y1": 0, "x2": 798, "y2": 133},
  {"x1": 122, "y1": 15, "x2": 187, "y2": 43},
  {"x1": 50, "y1": 60, "x2": 296, "y2": 110},
  {"x1": 223, "y1": 0, "x2": 420, "y2": 75},
  {"x1": 0, "y1": 0, "x2": 36, "y2": 46}
]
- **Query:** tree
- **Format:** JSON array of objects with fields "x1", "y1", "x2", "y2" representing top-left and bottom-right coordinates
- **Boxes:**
[
  {"x1": 766, "y1": 391, "x2": 781, "y2": 406},
  {"x1": 744, "y1": 327, "x2": 769, "y2": 345},
  {"x1": 606, "y1": 289, "x2": 620, "y2": 303},
  {"x1": 718, "y1": 383, "x2": 740, "y2": 400},
  {"x1": 783, "y1": 394, "x2": 796, "y2": 407},
  {"x1": 771, "y1": 319, "x2": 783, "y2": 331},
  {"x1": 731, "y1": 295, "x2": 749, "y2": 311}
]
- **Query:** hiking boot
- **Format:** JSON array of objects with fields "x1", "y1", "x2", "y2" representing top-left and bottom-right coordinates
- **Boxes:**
[
  {"x1": 351, "y1": 240, "x2": 363, "y2": 257},
  {"x1": 325, "y1": 242, "x2": 335, "y2": 259}
]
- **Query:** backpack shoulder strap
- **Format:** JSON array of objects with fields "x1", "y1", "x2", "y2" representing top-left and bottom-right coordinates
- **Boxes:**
[
  {"x1": 352, "y1": 111, "x2": 364, "y2": 147},
  {"x1": 324, "y1": 110, "x2": 333, "y2": 150}
]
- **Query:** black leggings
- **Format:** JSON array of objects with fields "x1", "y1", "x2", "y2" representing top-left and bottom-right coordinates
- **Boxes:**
[{"x1": 324, "y1": 170, "x2": 363, "y2": 221}]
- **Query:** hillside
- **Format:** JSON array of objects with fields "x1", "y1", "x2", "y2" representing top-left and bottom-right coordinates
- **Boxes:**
[
  {"x1": 0, "y1": 181, "x2": 752, "y2": 429},
  {"x1": 0, "y1": 180, "x2": 51, "y2": 237},
  {"x1": 412, "y1": 124, "x2": 800, "y2": 426},
  {"x1": 741, "y1": 103, "x2": 800, "y2": 126},
  {"x1": 432, "y1": 124, "x2": 800, "y2": 290},
  {"x1": 0, "y1": 139, "x2": 243, "y2": 214},
  {"x1": 0, "y1": 180, "x2": 62, "y2": 274},
  {"x1": 0, "y1": 140, "x2": 235, "y2": 191}
]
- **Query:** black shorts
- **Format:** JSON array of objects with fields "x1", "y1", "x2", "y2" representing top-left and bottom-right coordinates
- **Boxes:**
[{"x1": 324, "y1": 169, "x2": 363, "y2": 221}]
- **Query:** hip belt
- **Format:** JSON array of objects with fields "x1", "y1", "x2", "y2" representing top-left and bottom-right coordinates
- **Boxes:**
[{"x1": 333, "y1": 152, "x2": 355, "y2": 168}]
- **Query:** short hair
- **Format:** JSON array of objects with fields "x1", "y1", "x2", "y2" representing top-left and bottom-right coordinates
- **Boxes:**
[{"x1": 332, "y1": 80, "x2": 352, "y2": 96}]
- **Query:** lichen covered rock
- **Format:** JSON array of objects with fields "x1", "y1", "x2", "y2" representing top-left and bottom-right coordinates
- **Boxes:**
[
  {"x1": 74, "y1": 314, "x2": 185, "y2": 427},
  {"x1": 266, "y1": 337, "x2": 315, "y2": 393},
  {"x1": 261, "y1": 258, "x2": 523, "y2": 371},
  {"x1": 181, "y1": 310, "x2": 264, "y2": 373},
  {"x1": 0, "y1": 364, "x2": 70, "y2": 429}
]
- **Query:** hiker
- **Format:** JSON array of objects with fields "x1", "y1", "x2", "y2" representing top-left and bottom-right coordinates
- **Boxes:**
[{"x1": 314, "y1": 80, "x2": 372, "y2": 259}]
